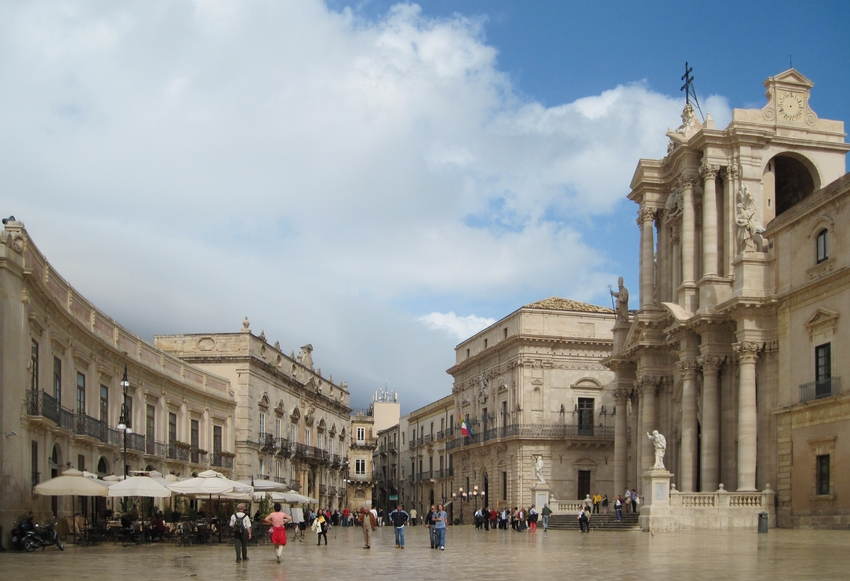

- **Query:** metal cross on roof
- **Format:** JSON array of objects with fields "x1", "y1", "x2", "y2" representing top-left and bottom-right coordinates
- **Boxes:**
[{"x1": 680, "y1": 61, "x2": 704, "y2": 120}]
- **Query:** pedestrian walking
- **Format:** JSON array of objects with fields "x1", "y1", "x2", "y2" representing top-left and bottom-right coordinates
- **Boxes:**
[
  {"x1": 262, "y1": 502, "x2": 292, "y2": 563},
  {"x1": 410, "y1": 507, "x2": 417, "y2": 526},
  {"x1": 424, "y1": 504, "x2": 437, "y2": 548},
  {"x1": 528, "y1": 506, "x2": 538, "y2": 532},
  {"x1": 388, "y1": 504, "x2": 410, "y2": 548},
  {"x1": 432, "y1": 503, "x2": 448, "y2": 550},
  {"x1": 602, "y1": 494, "x2": 609, "y2": 515},
  {"x1": 359, "y1": 506, "x2": 376, "y2": 549},
  {"x1": 312, "y1": 512, "x2": 329, "y2": 545},
  {"x1": 541, "y1": 503, "x2": 552, "y2": 532},
  {"x1": 230, "y1": 503, "x2": 253, "y2": 563},
  {"x1": 578, "y1": 506, "x2": 591, "y2": 533},
  {"x1": 614, "y1": 495, "x2": 623, "y2": 521}
]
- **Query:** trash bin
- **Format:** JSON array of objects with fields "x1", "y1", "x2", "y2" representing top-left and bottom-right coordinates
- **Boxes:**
[{"x1": 758, "y1": 512, "x2": 769, "y2": 534}]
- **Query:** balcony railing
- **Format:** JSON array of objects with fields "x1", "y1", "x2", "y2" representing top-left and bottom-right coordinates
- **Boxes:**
[
  {"x1": 409, "y1": 440, "x2": 416, "y2": 450},
  {"x1": 446, "y1": 423, "x2": 614, "y2": 450},
  {"x1": 407, "y1": 474, "x2": 414, "y2": 484},
  {"x1": 259, "y1": 432, "x2": 276, "y2": 449},
  {"x1": 800, "y1": 377, "x2": 841, "y2": 402},
  {"x1": 436, "y1": 430, "x2": 445, "y2": 441},
  {"x1": 275, "y1": 438, "x2": 290, "y2": 455}
]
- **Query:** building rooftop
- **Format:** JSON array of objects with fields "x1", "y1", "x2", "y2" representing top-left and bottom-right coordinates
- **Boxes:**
[{"x1": 523, "y1": 297, "x2": 614, "y2": 314}]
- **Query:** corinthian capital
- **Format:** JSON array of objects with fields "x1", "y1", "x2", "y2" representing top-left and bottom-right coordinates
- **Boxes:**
[
  {"x1": 678, "y1": 173, "x2": 699, "y2": 189},
  {"x1": 697, "y1": 354, "x2": 723, "y2": 372},
  {"x1": 637, "y1": 207, "x2": 657, "y2": 224},
  {"x1": 676, "y1": 359, "x2": 698, "y2": 378},
  {"x1": 699, "y1": 163, "x2": 720, "y2": 181},
  {"x1": 612, "y1": 387, "x2": 632, "y2": 402},
  {"x1": 634, "y1": 375, "x2": 659, "y2": 395},
  {"x1": 733, "y1": 341, "x2": 760, "y2": 363}
]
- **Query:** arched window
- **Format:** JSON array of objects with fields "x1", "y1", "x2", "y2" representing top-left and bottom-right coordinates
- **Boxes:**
[{"x1": 816, "y1": 229, "x2": 829, "y2": 263}]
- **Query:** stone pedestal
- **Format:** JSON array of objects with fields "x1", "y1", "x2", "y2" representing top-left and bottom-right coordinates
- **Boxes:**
[
  {"x1": 531, "y1": 483, "x2": 550, "y2": 510},
  {"x1": 612, "y1": 320, "x2": 630, "y2": 353},
  {"x1": 640, "y1": 468, "x2": 674, "y2": 532}
]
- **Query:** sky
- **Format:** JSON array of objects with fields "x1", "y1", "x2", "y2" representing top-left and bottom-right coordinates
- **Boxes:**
[{"x1": 3, "y1": 0, "x2": 849, "y2": 413}]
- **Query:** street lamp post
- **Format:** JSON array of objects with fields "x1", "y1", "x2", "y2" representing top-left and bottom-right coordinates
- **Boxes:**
[
  {"x1": 116, "y1": 365, "x2": 132, "y2": 478},
  {"x1": 452, "y1": 487, "x2": 467, "y2": 524}
]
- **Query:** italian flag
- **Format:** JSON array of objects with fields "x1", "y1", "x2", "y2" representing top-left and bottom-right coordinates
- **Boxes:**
[{"x1": 460, "y1": 414, "x2": 474, "y2": 438}]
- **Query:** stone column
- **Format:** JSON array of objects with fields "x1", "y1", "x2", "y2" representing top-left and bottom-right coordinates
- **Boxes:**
[
  {"x1": 677, "y1": 359, "x2": 699, "y2": 491},
  {"x1": 735, "y1": 342, "x2": 760, "y2": 491},
  {"x1": 636, "y1": 376, "x2": 657, "y2": 476},
  {"x1": 613, "y1": 388, "x2": 630, "y2": 499},
  {"x1": 681, "y1": 175, "x2": 696, "y2": 285},
  {"x1": 700, "y1": 164, "x2": 719, "y2": 277},
  {"x1": 698, "y1": 355, "x2": 722, "y2": 491},
  {"x1": 639, "y1": 207, "x2": 657, "y2": 308},
  {"x1": 724, "y1": 164, "x2": 739, "y2": 273},
  {"x1": 671, "y1": 228, "x2": 681, "y2": 291}
]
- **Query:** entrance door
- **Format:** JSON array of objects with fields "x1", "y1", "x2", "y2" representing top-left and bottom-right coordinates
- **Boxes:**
[
  {"x1": 577, "y1": 470, "x2": 591, "y2": 499},
  {"x1": 577, "y1": 398, "x2": 594, "y2": 436}
]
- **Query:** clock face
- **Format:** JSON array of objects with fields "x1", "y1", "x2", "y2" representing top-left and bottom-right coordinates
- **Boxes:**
[{"x1": 778, "y1": 91, "x2": 804, "y2": 121}]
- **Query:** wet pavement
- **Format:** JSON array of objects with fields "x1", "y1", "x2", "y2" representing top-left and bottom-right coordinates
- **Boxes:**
[{"x1": 1, "y1": 523, "x2": 848, "y2": 580}]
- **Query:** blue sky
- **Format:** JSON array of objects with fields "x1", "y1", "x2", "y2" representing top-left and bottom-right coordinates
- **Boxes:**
[{"x1": 2, "y1": 1, "x2": 848, "y2": 412}]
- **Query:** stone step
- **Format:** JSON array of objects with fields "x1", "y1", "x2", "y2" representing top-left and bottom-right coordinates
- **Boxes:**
[{"x1": 548, "y1": 513, "x2": 641, "y2": 531}]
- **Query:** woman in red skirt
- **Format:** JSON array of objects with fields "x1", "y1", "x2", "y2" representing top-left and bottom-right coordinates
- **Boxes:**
[{"x1": 263, "y1": 503, "x2": 293, "y2": 563}]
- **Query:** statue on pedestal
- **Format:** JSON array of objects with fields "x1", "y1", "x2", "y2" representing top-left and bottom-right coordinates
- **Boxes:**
[
  {"x1": 610, "y1": 277, "x2": 629, "y2": 323},
  {"x1": 647, "y1": 430, "x2": 667, "y2": 469},
  {"x1": 535, "y1": 455, "x2": 545, "y2": 484}
]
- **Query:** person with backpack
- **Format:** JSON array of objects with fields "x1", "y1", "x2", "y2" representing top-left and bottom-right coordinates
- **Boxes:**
[{"x1": 230, "y1": 503, "x2": 253, "y2": 562}]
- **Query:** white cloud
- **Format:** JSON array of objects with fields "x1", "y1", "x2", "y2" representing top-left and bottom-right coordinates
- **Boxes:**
[
  {"x1": 418, "y1": 311, "x2": 496, "y2": 341},
  {"x1": 0, "y1": 1, "x2": 703, "y2": 410}
]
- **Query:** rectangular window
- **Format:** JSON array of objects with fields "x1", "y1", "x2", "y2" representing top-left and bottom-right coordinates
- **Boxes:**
[
  {"x1": 355, "y1": 459, "x2": 366, "y2": 475},
  {"x1": 817, "y1": 454, "x2": 830, "y2": 495},
  {"x1": 502, "y1": 471, "x2": 507, "y2": 500},
  {"x1": 578, "y1": 397, "x2": 594, "y2": 436},
  {"x1": 816, "y1": 343, "x2": 832, "y2": 398},
  {"x1": 53, "y1": 358, "x2": 62, "y2": 404},
  {"x1": 259, "y1": 412, "x2": 266, "y2": 437},
  {"x1": 168, "y1": 412, "x2": 177, "y2": 445},
  {"x1": 31, "y1": 441, "x2": 39, "y2": 488},
  {"x1": 484, "y1": 338, "x2": 488, "y2": 348},
  {"x1": 275, "y1": 461, "x2": 281, "y2": 479},
  {"x1": 817, "y1": 229, "x2": 829, "y2": 263},
  {"x1": 356, "y1": 427, "x2": 365, "y2": 444},
  {"x1": 100, "y1": 385, "x2": 109, "y2": 424},
  {"x1": 305, "y1": 427, "x2": 311, "y2": 446},
  {"x1": 213, "y1": 425, "x2": 222, "y2": 456},
  {"x1": 191, "y1": 419, "x2": 199, "y2": 449},
  {"x1": 77, "y1": 454, "x2": 85, "y2": 471},
  {"x1": 503, "y1": 327, "x2": 508, "y2": 339},
  {"x1": 275, "y1": 418, "x2": 281, "y2": 439},
  {"x1": 259, "y1": 458, "x2": 265, "y2": 476},
  {"x1": 76, "y1": 372, "x2": 86, "y2": 415},
  {"x1": 290, "y1": 423, "x2": 297, "y2": 444},
  {"x1": 146, "y1": 404, "x2": 155, "y2": 440},
  {"x1": 31, "y1": 340, "x2": 39, "y2": 391}
]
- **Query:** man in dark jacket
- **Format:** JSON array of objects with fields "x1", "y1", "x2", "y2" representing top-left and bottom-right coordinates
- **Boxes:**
[{"x1": 388, "y1": 505, "x2": 410, "y2": 548}]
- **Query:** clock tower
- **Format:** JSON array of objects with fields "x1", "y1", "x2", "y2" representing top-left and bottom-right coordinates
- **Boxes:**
[{"x1": 763, "y1": 69, "x2": 816, "y2": 126}]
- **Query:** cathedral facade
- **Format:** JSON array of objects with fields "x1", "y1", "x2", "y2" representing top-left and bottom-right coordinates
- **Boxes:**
[{"x1": 607, "y1": 70, "x2": 850, "y2": 528}]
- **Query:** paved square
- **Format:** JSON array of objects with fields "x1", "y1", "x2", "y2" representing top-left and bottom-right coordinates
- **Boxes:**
[{"x1": 1, "y1": 524, "x2": 848, "y2": 580}]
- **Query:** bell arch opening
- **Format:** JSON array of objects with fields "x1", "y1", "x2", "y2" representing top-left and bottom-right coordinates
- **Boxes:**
[{"x1": 764, "y1": 154, "x2": 817, "y2": 218}]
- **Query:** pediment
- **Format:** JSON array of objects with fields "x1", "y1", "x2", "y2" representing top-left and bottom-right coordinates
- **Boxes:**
[
  {"x1": 765, "y1": 69, "x2": 814, "y2": 91},
  {"x1": 804, "y1": 308, "x2": 839, "y2": 338}
]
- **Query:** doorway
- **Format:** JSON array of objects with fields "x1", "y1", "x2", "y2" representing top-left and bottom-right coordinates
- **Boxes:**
[{"x1": 577, "y1": 470, "x2": 591, "y2": 499}]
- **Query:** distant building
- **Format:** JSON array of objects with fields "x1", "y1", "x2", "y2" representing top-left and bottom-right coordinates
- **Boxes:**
[
  {"x1": 156, "y1": 332, "x2": 352, "y2": 510},
  {"x1": 447, "y1": 297, "x2": 616, "y2": 519},
  {"x1": 347, "y1": 389, "x2": 399, "y2": 510}
]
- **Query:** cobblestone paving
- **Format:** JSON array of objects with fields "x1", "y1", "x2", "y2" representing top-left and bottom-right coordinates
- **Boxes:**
[{"x1": 1, "y1": 524, "x2": 848, "y2": 580}]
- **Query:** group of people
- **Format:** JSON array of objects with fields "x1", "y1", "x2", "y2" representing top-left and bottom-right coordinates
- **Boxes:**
[{"x1": 470, "y1": 505, "x2": 553, "y2": 532}]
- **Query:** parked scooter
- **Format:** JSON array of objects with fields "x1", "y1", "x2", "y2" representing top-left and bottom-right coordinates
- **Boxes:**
[
  {"x1": 32, "y1": 518, "x2": 64, "y2": 551},
  {"x1": 10, "y1": 515, "x2": 42, "y2": 552},
  {"x1": 10, "y1": 515, "x2": 64, "y2": 552}
]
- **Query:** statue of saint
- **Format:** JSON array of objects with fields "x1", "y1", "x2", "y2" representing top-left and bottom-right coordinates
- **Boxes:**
[
  {"x1": 535, "y1": 455, "x2": 545, "y2": 484},
  {"x1": 735, "y1": 185, "x2": 766, "y2": 252},
  {"x1": 647, "y1": 430, "x2": 667, "y2": 469},
  {"x1": 610, "y1": 277, "x2": 630, "y2": 322}
]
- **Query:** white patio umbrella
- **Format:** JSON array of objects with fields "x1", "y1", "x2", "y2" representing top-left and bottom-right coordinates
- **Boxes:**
[
  {"x1": 166, "y1": 469, "x2": 253, "y2": 497},
  {"x1": 241, "y1": 478, "x2": 288, "y2": 492},
  {"x1": 108, "y1": 475, "x2": 173, "y2": 498},
  {"x1": 33, "y1": 468, "x2": 110, "y2": 496}
]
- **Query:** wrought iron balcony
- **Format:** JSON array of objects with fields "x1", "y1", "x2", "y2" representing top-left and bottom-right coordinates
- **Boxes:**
[
  {"x1": 446, "y1": 423, "x2": 614, "y2": 450},
  {"x1": 800, "y1": 377, "x2": 841, "y2": 402}
]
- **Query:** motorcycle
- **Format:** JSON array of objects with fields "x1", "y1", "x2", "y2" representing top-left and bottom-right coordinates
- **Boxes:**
[
  {"x1": 32, "y1": 518, "x2": 64, "y2": 551},
  {"x1": 10, "y1": 515, "x2": 64, "y2": 552}
]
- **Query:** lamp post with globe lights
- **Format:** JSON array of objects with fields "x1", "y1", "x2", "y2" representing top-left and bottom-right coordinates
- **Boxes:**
[
  {"x1": 116, "y1": 365, "x2": 133, "y2": 478},
  {"x1": 452, "y1": 487, "x2": 468, "y2": 524}
]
